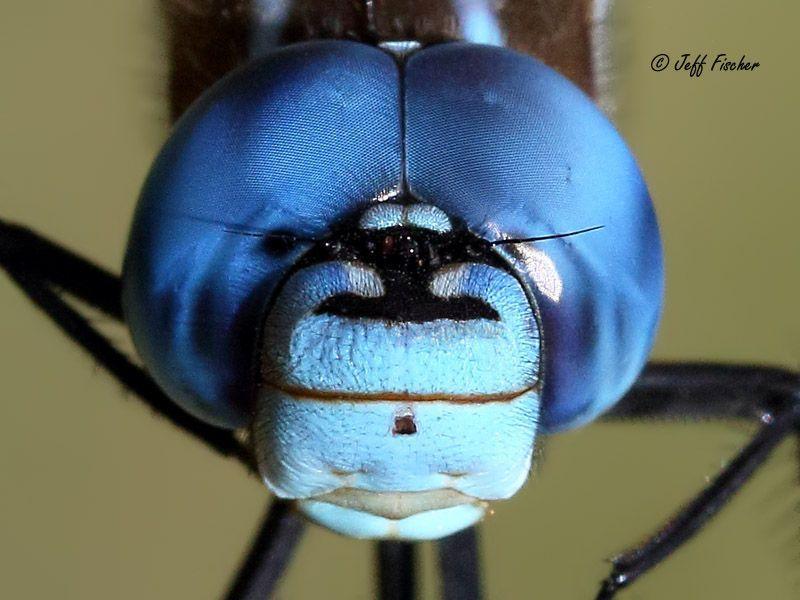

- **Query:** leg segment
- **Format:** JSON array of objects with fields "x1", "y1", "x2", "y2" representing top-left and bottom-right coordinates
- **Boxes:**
[
  {"x1": 0, "y1": 220, "x2": 251, "y2": 469},
  {"x1": 606, "y1": 362, "x2": 798, "y2": 421},
  {"x1": 595, "y1": 362, "x2": 800, "y2": 599},
  {"x1": 1, "y1": 220, "x2": 123, "y2": 319},
  {"x1": 224, "y1": 500, "x2": 306, "y2": 600},
  {"x1": 376, "y1": 540, "x2": 417, "y2": 600},
  {"x1": 438, "y1": 527, "x2": 483, "y2": 600}
]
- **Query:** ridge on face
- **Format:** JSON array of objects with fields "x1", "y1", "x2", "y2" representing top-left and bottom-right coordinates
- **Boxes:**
[
  {"x1": 358, "y1": 203, "x2": 453, "y2": 233},
  {"x1": 254, "y1": 203, "x2": 542, "y2": 539}
]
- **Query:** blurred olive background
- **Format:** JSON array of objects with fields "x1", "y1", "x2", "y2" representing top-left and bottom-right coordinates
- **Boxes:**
[{"x1": 1, "y1": 1, "x2": 798, "y2": 598}]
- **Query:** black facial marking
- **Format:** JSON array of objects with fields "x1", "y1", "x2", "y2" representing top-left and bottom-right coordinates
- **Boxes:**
[
  {"x1": 296, "y1": 225, "x2": 509, "y2": 324},
  {"x1": 317, "y1": 293, "x2": 499, "y2": 322},
  {"x1": 262, "y1": 231, "x2": 304, "y2": 255}
]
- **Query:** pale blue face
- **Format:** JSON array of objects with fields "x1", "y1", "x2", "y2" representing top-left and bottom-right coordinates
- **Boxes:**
[{"x1": 253, "y1": 203, "x2": 542, "y2": 539}]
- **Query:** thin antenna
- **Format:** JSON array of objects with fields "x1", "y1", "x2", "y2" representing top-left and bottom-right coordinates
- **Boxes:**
[
  {"x1": 489, "y1": 225, "x2": 604, "y2": 245},
  {"x1": 223, "y1": 227, "x2": 267, "y2": 238},
  {"x1": 223, "y1": 229, "x2": 318, "y2": 244}
]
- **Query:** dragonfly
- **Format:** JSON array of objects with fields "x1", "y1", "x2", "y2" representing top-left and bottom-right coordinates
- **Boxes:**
[{"x1": 1, "y1": 1, "x2": 798, "y2": 598}]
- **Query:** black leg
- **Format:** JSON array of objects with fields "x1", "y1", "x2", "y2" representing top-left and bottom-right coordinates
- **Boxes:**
[
  {"x1": 0, "y1": 220, "x2": 252, "y2": 470},
  {"x1": 594, "y1": 362, "x2": 800, "y2": 598},
  {"x1": 438, "y1": 527, "x2": 483, "y2": 600},
  {"x1": 376, "y1": 540, "x2": 417, "y2": 600},
  {"x1": 1, "y1": 219, "x2": 123, "y2": 319},
  {"x1": 605, "y1": 362, "x2": 799, "y2": 422},
  {"x1": 224, "y1": 500, "x2": 306, "y2": 600}
]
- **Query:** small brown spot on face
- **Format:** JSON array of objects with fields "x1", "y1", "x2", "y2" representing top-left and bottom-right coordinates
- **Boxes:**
[
  {"x1": 381, "y1": 234, "x2": 395, "y2": 256},
  {"x1": 392, "y1": 414, "x2": 417, "y2": 436}
]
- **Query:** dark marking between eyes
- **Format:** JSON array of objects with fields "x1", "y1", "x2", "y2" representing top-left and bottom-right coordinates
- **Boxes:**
[
  {"x1": 393, "y1": 415, "x2": 417, "y2": 436},
  {"x1": 316, "y1": 293, "x2": 499, "y2": 322}
]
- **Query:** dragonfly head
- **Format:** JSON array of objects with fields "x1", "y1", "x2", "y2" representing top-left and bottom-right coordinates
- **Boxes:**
[{"x1": 122, "y1": 40, "x2": 663, "y2": 540}]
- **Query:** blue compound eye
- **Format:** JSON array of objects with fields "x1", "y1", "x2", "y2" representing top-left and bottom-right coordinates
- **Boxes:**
[{"x1": 122, "y1": 40, "x2": 663, "y2": 540}]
